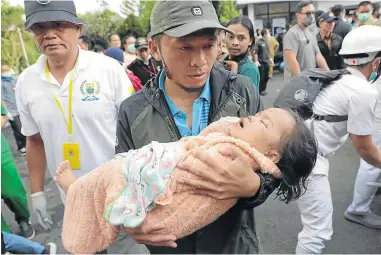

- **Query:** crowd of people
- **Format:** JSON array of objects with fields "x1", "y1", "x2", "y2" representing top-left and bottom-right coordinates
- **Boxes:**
[{"x1": 1, "y1": 0, "x2": 381, "y2": 254}]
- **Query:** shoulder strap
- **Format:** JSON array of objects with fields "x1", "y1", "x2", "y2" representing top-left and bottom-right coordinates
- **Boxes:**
[{"x1": 313, "y1": 114, "x2": 348, "y2": 122}]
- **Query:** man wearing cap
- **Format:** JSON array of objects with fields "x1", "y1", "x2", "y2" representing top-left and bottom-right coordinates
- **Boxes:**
[
  {"x1": 127, "y1": 37, "x2": 162, "y2": 86},
  {"x1": 116, "y1": 1, "x2": 280, "y2": 254},
  {"x1": 316, "y1": 12, "x2": 344, "y2": 70},
  {"x1": 16, "y1": 0, "x2": 133, "y2": 232}
]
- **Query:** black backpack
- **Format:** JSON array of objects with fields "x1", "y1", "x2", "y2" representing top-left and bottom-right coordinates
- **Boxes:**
[{"x1": 273, "y1": 68, "x2": 350, "y2": 121}]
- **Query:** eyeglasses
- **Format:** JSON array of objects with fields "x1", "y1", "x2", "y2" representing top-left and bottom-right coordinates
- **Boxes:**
[
  {"x1": 29, "y1": 21, "x2": 78, "y2": 35},
  {"x1": 299, "y1": 12, "x2": 315, "y2": 16}
]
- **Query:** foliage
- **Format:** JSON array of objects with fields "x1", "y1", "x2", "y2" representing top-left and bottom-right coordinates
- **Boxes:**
[
  {"x1": 218, "y1": 1, "x2": 241, "y2": 23},
  {"x1": 120, "y1": 0, "x2": 139, "y2": 17},
  {"x1": 1, "y1": 0, "x2": 40, "y2": 73},
  {"x1": 79, "y1": 9, "x2": 122, "y2": 40}
]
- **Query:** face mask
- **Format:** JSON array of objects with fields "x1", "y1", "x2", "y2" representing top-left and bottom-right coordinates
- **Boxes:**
[
  {"x1": 137, "y1": 54, "x2": 151, "y2": 62},
  {"x1": 222, "y1": 35, "x2": 226, "y2": 42},
  {"x1": 369, "y1": 60, "x2": 381, "y2": 83},
  {"x1": 357, "y1": 12, "x2": 371, "y2": 22},
  {"x1": 1, "y1": 72, "x2": 13, "y2": 78},
  {"x1": 127, "y1": 43, "x2": 136, "y2": 53},
  {"x1": 303, "y1": 15, "x2": 315, "y2": 27},
  {"x1": 369, "y1": 71, "x2": 378, "y2": 81}
]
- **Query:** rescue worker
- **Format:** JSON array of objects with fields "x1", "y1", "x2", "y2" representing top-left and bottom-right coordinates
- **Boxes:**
[
  {"x1": 295, "y1": 25, "x2": 381, "y2": 254},
  {"x1": 16, "y1": 0, "x2": 132, "y2": 231},
  {"x1": 128, "y1": 37, "x2": 162, "y2": 86}
]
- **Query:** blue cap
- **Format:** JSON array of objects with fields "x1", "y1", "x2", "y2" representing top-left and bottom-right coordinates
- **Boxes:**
[
  {"x1": 318, "y1": 12, "x2": 339, "y2": 23},
  {"x1": 104, "y1": 47, "x2": 124, "y2": 65}
]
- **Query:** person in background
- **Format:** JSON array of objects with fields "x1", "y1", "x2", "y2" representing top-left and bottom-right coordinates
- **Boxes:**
[
  {"x1": 309, "y1": 10, "x2": 323, "y2": 35},
  {"x1": 1, "y1": 102, "x2": 34, "y2": 239},
  {"x1": 225, "y1": 16, "x2": 261, "y2": 88},
  {"x1": 217, "y1": 24, "x2": 229, "y2": 61},
  {"x1": 355, "y1": 1, "x2": 381, "y2": 27},
  {"x1": 316, "y1": 12, "x2": 344, "y2": 70},
  {"x1": 16, "y1": 0, "x2": 133, "y2": 232},
  {"x1": 78, "y1": 35, "x2": 91, "y2": 51},
  {"x1": 331, "y1": 4, "x2": 352, "y2": 39},
  {"x1": 1, "y1": 231, "x2": 56, "y2": 254},
  {"x1": 105, "y1": 47, "x2": 143, "y2": 93},
  {"x1": 294, "y1": 25, "x2": 381, "y2": 254},
  {"x1": 128, "y1": 37, "x2": 162, "y2": 86},
  {"x1": 374, "y1": 2, "x2": 380, "y2": 19},
  {"x1": 108, "y1": 34, "x2": 121, "y2": 48},
  {"x1": 123, "y1": 34, "x2": 137, "y2": 66},
  {"x1": 1, "y1": 65, "x2": 26, "y2": 156},
  {"x1": 283, "y1": 2, "x2": 329, "y2": 81},
  {"x1": 254, "y1": 29, "x2": 271, "y2": 96},
  {"x1": 266, "y1": 28, "x2": 279, "y2": 79}
]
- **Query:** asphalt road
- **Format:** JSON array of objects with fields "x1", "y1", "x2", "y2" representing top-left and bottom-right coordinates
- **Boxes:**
[{"x1": 2, "y1": 73, "x2": 380, "y2": 254}]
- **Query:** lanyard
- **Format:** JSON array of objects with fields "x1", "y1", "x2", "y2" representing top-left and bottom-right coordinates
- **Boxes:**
[
  {"x1": 45, "y1": 61, "x2": 76, "y2": 136},
  {"x1": 141, "y1": 60, "x2": 157, "y2": 76}
]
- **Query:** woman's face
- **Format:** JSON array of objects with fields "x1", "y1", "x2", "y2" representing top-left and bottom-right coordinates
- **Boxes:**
[{"x1": 225, "y1": 23, "x2": 253, "y2": 57}]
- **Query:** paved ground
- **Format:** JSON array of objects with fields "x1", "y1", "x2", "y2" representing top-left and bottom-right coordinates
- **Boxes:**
[{"x1": 2, "y1": 73, "x2": 381, "y2": 254}]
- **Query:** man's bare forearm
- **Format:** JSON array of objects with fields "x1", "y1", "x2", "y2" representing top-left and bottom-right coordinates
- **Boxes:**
[
  {"x1": 26, "y1": 134, "x2": 47, "y2": 193},
  {"x1": 316, "y1": 53, "x2": 329, "y2": 70},
  {"x1": 284, "y1": 50, "x2": 301, "y2": 77}
]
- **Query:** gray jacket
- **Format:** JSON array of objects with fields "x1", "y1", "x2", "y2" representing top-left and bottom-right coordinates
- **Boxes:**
[{"x1": 116, "y1": 63, "x2": 280, "y2": 254}]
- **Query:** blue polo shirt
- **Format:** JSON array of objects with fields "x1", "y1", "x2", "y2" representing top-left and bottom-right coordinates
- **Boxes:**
[{"x1": 158, "y1": 71, "x2": 211, "y2": 137}]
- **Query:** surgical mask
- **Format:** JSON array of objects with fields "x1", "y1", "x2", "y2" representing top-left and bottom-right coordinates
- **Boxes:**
[
  {"x1": 137, "y1": 54, "x2": 151, "y2": 62},
  {"x1": 127, "y1": 43, "x2": 136, "y2": 53},
  {"x1": 369, "y1": 71, "x2": 378, "y2": 81},
  {"x1": 303, "y1": 15, "x2": 315, "y2": 27},
  {"x1": 357, "y1": 12, "x2": 371, "y2": 22},
  {"x1": 369, "y1": 61, "x2": 381, "y2": 83},
  {"x1": 1, "y1": 72, "x2": 13, "y2": 78}
]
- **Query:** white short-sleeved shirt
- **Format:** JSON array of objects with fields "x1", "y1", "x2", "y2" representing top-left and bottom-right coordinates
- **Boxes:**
[
  {"x1": 306, "y1": 67, "x2": 378, "y2": 175},
  {"x1": 16, "y1": 47, "x2": 133, "y2": 180}
]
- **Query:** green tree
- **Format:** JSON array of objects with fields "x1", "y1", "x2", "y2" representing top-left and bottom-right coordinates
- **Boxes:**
[
  {"x1": 218, "y1": 1, "x2": 241, "y2": 23},
  {"x1": 121, "y1": 0, "x2": 139, "y2": 17},
  {"x1": 1, "y1": 0, "x2": 40, "y2": 73},
  {"x1": 138, "y1": 0, "x2": 157, "y2": 34},
  {"x1": 79, "y1": 9, "x2": 122, "y2": 39}
]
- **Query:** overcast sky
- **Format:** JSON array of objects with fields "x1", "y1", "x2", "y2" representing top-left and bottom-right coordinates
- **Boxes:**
[{"x1": 11, "y1": 0, "x2": 125, "y2": 16}]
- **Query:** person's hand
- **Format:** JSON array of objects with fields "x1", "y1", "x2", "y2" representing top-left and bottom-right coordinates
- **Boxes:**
[
  {"x1": 223, "y1": 60, "x2": 238, "y2": 73},
  {"x1": 176, "y1": 146, "x2": 260, "y2": 200},
  {"x1": 122, "y1": 222, "x2": 177, "y2": 248},
  {"x1": 270, "y1": 59, "x2": 275, "y2": 66},
  {"x1": 255, "y1": 61, "x2": 261, "y2": 67},
  {"x1": 31, "y1": 192, "x2": 53, "y2": 230}
]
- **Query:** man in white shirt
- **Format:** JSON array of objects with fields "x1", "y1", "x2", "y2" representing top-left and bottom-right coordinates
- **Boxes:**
[
  {"x1": 16, "y1": 0, "x2": 133, "y2": 231},
  {"x1": 345, "y1": 76, "x2": 381, "y2": 229},
  {"x1": 295, "y1": 25, "x2": 381, "y2": 254}
]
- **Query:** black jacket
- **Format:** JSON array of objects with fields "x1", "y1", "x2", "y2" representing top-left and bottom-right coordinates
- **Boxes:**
[
  {"x1": 333, "y1": 19, "x2": 352, "y2": 39},
  {"x1": 317, "y1": 32, "x2": 344, "y2": 70},
  {"x1": 128, "y1": 57, "x2": 162, "y2": 86},
  {"x1": 116, "y1": 63, "x2": 280, "y2": 254}
]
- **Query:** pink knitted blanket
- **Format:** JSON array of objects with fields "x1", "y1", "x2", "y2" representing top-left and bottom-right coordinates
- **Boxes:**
[{"x1": 61, "y1": 117, "x2": 280, "y2": 254}]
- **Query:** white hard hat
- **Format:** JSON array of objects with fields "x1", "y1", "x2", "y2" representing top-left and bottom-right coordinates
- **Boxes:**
[{"x1": 339, "y1": 25, "x2": 381, "y2": 65}]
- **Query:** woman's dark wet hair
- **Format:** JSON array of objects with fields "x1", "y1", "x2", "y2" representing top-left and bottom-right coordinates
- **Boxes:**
[
  {"x1": 275, "y1": 109, "x2": 318, "y2": 203},
  {"x1": 227, "y1": 16, "x2": 255, "y2": 40}
]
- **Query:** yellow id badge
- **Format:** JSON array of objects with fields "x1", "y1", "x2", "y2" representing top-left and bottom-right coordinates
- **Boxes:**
[{"x1": 63, "y1": 142, "x2": 81, "y2": 170}]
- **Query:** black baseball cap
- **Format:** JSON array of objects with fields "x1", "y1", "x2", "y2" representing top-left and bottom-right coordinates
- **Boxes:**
[
  {"x1": 24, "y1": 0, "x2": 85, "y2": 30},
  {"x1": 318, "y1": 12, "x2": 339, "y2": 23},
  {"x1": 148, "y1": 1, "x2": 232, "y2": 38},
  {"x1": 135, "y1": 37, "x2": 149, "y2": 50}
]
